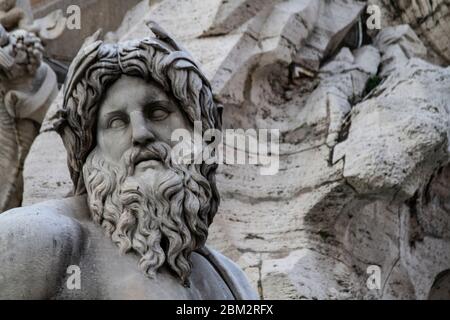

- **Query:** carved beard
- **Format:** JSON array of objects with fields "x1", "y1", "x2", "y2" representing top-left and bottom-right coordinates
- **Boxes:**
[{"x1": 82, "y1": 142, "x2": 212, "y2": 285}]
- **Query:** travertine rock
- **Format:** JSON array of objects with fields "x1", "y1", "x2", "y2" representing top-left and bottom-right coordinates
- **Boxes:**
[
  {"x1": 334, "y1": 58, "x2": 450, "y2": 196},
  {"x1": 294, "y1": 0, "x2": 366, "y2": 72},
  {"x1": 335, "y1": 59, "x2": 450, "y2": 299},
  {"x1": 369, "y1": 0, "x2": 450, "y2": 65},
  {"x1": 374, "y1": 24, "x2": 427, "y2": 76},
  {"x1": 119, "y1": 0, "x2": 322, "y2": 106},
  {"x1": 395, "y1": 0, "x2": 450, "y2": 64}
]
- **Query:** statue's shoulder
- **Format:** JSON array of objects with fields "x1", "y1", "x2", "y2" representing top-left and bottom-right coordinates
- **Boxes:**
[
  {"x1": 0, "y1": 196, "x2": 88, "y2": 262},
  {"x1": 0, "y1": 194, "x2": 90, "y2": 226},
  {"x1": 196, "y1": 246, "x2": 259, "y2": 300},
  {"x1": 0, "y1": 197, "x2": 86, "y2": 299},
  {"x1": 1, "y1": 194, "x2": 87, "y2": 224}
]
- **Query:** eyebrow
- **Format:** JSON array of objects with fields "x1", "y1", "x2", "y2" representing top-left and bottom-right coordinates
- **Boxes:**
[
  {"x1": 101, "y1": 100, "x2": 174, "y2": 121},
  {"x1": 144, "y1": 100, "x2": 174, "y2": 109},
  {"x1": 103, "y1": 110, "x2": 127, "y2": 120}
]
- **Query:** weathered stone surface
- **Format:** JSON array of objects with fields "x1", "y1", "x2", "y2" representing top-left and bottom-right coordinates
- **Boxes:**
[
  {"x1": 0, "y1": 0, "x2": 31, "y2": 30},
  {"x1": 22, "y1": 131, "x2": 71, "y2": 206},
  {"x1": 32, "y1": 0, "x2": 142, "y2": 63},
  {"x1": 334, "y1": 59, "x2": 450, "y2": 196},
  {"x1": 0, "y1": 27, "x2": 58, "y2": 212},
  {"x1": 294, "y1": 0, "x2": 366, "y2": 72},
  {"x1": 2, "y1": 19, "x2": 258, "y2": 300},
  {"x1": 119, "y1": 0, "x2": 320, "y2": 106},
  {"x1": 369, "y1": 0, "x2": 450, "y2": 65},
  {"x1": 374, "y1": 25, "x2": 427, "y2": 76},
  {"x1": 22, "y1": 0, "x2": 450, "y2": 299},
  {"x1": 314, "y1": 61, "x2": 450, "y2": 300}
]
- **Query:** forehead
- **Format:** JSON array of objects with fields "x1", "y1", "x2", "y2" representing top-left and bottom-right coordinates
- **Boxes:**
[{"x1": 98, "y1": 75, "x2": 171, "y2": 116}]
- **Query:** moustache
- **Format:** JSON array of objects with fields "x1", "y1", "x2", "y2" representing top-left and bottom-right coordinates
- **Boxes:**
[{"x1": 123, "y1": 142, "x2": 173, "y2": 172}]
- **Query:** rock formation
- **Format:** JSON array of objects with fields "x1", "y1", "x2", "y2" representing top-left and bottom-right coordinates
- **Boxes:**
[
  {"x1": 22, "y1": 0, "x2": 450, "y2": 299},
  {"x1": 369, "y1": 0, "x2": 450, "y2": 65}
]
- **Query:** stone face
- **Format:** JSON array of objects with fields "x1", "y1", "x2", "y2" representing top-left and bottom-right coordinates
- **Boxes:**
[
  {"x1": 2, "y1": 23, "x2": 257, "y2": 300},
  {"x1": 22, "y1": 0, "x2": 450, "y2": 300}
]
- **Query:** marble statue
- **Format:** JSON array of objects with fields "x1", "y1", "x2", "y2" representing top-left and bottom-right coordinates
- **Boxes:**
[
  {"x1": 0, "y1": 23, "x2": 257, "y2": 300},
  {"x1": 0, "y1": 0, "x2": 28, "y2": 31},
  {"x1": 0, "y1": 24, "x2": 58, "y2": 212},
  {"x1": 1, "y1": 0, "x2": 67, "y2": 41}
]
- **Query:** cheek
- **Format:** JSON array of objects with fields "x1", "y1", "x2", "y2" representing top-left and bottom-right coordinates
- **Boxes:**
[
  {"x1": 97, "y1": 129, "x2": 131, "y2": 163},
  {"x1": 161, "y1": 112, "x2": 193, "y2": 147}
]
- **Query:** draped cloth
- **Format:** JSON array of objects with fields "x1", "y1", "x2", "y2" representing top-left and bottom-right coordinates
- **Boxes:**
[{"x1": 197, "y1": 246, "x2": 259, "y2": 300}]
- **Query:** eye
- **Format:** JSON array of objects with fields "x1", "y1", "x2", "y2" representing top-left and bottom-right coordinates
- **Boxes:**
[
  {"x1": 108, "y1": 117, "x2": 127, "y2": 129},
  {"x1": 147, "y1": 107, "x2": 170, "y2": 121}
]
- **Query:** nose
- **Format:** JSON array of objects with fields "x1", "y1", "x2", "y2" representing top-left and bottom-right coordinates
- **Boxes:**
[{"x1": 130, "y1": 111, "x2": 155, "y2": 146}]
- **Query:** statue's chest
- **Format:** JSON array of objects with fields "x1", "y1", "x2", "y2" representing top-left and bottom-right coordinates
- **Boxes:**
[{"x1": 56, "y1": 226, "x2": 234, "y2": 300}]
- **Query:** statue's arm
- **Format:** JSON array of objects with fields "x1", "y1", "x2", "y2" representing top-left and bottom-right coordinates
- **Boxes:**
[{"x1": 0, "y1": 207, "x2": 84, "y2": 299}]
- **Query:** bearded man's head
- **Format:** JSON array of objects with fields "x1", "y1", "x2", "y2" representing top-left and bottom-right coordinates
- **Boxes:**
[{"x1": 55, "y1": 25, "x2": 222, "y2": 285}]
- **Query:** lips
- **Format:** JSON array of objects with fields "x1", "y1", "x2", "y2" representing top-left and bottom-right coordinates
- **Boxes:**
[{"x1": 134, "y1": 150, "x2": 162, "y2": 168}]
